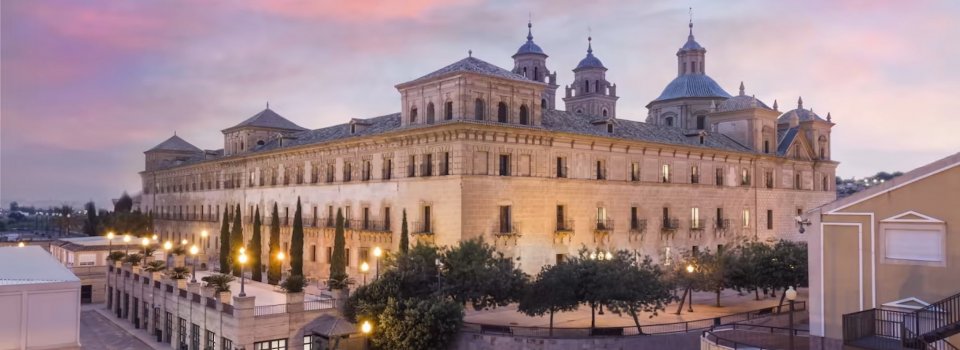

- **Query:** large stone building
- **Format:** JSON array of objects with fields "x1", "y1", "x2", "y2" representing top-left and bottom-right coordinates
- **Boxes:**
[{"x1": 139, "y1": 20, "x2": 837, "y2": 278}]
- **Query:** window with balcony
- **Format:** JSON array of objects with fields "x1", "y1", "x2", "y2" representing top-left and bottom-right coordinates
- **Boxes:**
[
  {"x1": 556, "y1": 205, "x2": 572, "y2": 231},
  {"x1": 741, "y1": 168, "x2": 751, "y2": 186},
  {"x1": 742, "y1": 209, "x2": 750, "y2": 228},
  {"x1": 423, "y1": 206, "x2": 432, "y2": 233},
  {"x1": 661, "y1": 164, "x2": 671, "y2": 183},
  {"x1": 499, "y1": 154, "x2": 511, "y2": 176},
  {"x1": 691, "y1": 207, "x2": 702, "y2": 229},
  {"x1": 384, "y1": 207, "x2": 391, "y2": 229},
  {"x1": 498, "y1": 206, "x2": 513, "y2": 234},
  {"x1": 631, "y1": 162, "x2": 641, "y2": 182},
  {"x1": 596, "y1": 207, "x2": 610, "y2": 230}
]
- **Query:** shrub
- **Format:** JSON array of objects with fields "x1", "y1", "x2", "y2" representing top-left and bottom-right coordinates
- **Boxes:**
[
  {"x1": 124, "y1": 253, "x2": 143, "y2": 266},
  {"x1": 280, "y1": 275, "x2": 306, "y2": 293},
  {"x1": 168, "y1": 266, "x2": 190, "y2": 280},
  {"x1": 107, "y1": 251, "x2": 127, "y2": 262},
  {"x1": 202, "y1": 273, "x2": 235, "y2": 293}
]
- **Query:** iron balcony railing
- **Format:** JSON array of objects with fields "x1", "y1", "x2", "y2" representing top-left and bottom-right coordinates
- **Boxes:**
[
  {"x1": 594, "y1": 218, "x2": 614, "y2": 232},
  {"x1": 555, "y1": 219, "x2": 574, "y2": 233},
  {"x1": 715, "y1": 218, "x2": 731, "y2": 230},
  {"x1": 629, "y1": 218, "x2": 647, "y2": 233},
  {"x1": 661, "y1": 218, "x2": 680, "y2": 231},
  {"x1": 912, "y1": 291, "x2": 960, "y2": 345},
  {"x1": 493, "y1": 222, "x2": 520, "y2": 236},
  {"x1": 690, "y1": 219, "x2": 706, "y2": 231},
  {"x1": 412, "y1": 221, "x2": 433, "y2": 235},
  {"x1": 842, "y1": 308, "x2": 910, "y2": 348},
  {"x1": 349, "y1": 219, "x2": 391, "y2": 232}
]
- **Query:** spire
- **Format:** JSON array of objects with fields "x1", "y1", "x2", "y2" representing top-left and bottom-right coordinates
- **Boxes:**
[
  {"x1": 266, "y1": 101, "x2": 270, "y2": 109},
  {"x1": 468, "y1": 49, "x2": 472, "y2": 57},
  {"x1": 739, "y1": 81, "x2": 745, "y2": 96},
  {"x1": 526, "y1": 18, "x2": 533, "y2": 41},
  {"x1": 587, "y1": 36, "x2": 593, "y2": 54},
  {"x1": 827, "y1": 112, "x2": 832, "y2": 122},
  {"x1": 773, "y1": 99, "x2": 779, "y2": 111},
  {"x1": 689, "y1": 7, "x2": 694, "y2": 37},
  {"x1": 797, "y1": 96, "x2": 804, "y2": 109}
]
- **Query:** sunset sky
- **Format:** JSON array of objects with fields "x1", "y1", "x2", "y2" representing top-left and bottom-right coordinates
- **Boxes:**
[{"x1": 2, "y1": 0, "x2": 959, "y2": 208}]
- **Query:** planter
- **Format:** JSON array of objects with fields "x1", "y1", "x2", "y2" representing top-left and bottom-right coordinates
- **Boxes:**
[
  {"x1": 174, "y1": 255, "x2": 185, "y2": 268},
  {"x1": 218, "y1": 291, "x2": 231, "y2": 304},
  {"x1": 151, "y1": 272, "x2": 162, "y2": 282},
  {"x1": 114, "y1": 261, "x2": 123, "y2": 268},
  {"x1": 176, "y1": 279, "x2": 187, "y2": 290},
  {"x1": 286, "y1": 292, "x2": 304, "y2": 304},
  {"x1": 132, "y1": 266, "x2": 141, "y2": 274},
  {"x1": 331, "y1": 288, "x2": 349, "y2": 310}
]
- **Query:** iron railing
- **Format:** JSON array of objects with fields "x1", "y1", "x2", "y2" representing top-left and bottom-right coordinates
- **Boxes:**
[
  {"x1": 715, "y1": 218, "x2": 731, "y2": 230},
  {"x1": 412, "y1": 221, "x2": 433, "y2": 235},
  {"x1": 913, "y1": 291, "x2": 960, "y2": 344},
  {"x1": 555, "y1": 220, "x2": 575, "y2": 233},
  {"x1": 493, "y1": 222, "x2": 520, "y2": 236},
  {"x1": 594, "y1": 219, "x2": 614, "y2": 232},
  {"x1": 661, "y1": 218, "x2": 680, "y2": 231},
  {"x1": 690, "y1": 219, "x2": 706, "y2": 231},
  {"x1": 629, "y1": 218, "x2": 647, "y2": 233},
  {"x1": 702, "y1": 323, "x2": 809, "y2": 350},
  {"x1": 304, "y1": 299, "x2": 337, "y2": 311},
  {"x1": 462, "y1": 301, "x2": 805, "y2": 338},
  {"x1": 254, "y1": 304, "x2": 287, "y2": 316}
]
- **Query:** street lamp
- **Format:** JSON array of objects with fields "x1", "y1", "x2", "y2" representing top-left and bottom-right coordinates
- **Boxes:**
[
  {"x1": 123, "y1": 234, "x2": 131, "y2": 254},
  {"x1": 200, "y1": 230, "x2": 208, "y2": 255},
  {"x1": 107, "y1": 232, "x2": 115, "y2": 254},
  {"x1": 786, "y1": 286, "x2": 798, "y2": 350},
  {"x1": 372, "y1": 247, "x2": 382, "y2": 279},
  {"x1": 152, "y1": 234, "x2": 158, "y2": 241},
  {"x1": 141, "y1": 237, "x2": 150, "y2": 262},
  {"x1": 181, "y1": 239, "x2": 188, "y2": 246},
  {"x1": 360, "y1": 262, "x2": 370, "y2": 286},
  {"x1": 17, "y1": 241, "x2": 25, "y2": 247},
  {"x1": 361, "y1": 320, "x2": 372, "y2": 335},
  {"x1": 189, "y1": 245, "x2": 199, "y2": 283},
  {"x1": 238, "y1": 253, "x2": 248, "y2": 297},
  {"x1": 164, "y1": 241, "x2": 173, "y2": 266}
]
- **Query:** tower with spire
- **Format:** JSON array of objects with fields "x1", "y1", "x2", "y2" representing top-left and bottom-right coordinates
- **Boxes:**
[
  {"x1": 646, "y1": 10, "x2": 731, "y2": 129},
  {"x1": 563, "y1": 36, "x2": 618, "y2": 118},
  {"x1": 513, "y1": 20, "x2": 558, "y2": 110}
]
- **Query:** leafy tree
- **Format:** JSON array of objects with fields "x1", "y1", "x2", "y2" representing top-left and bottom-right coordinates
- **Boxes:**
[
  {"x1": 219, "y1": 205, "x2": 231, "y2": 273},
  {"x1": 9, "y1": 201, "x2": 19, "y2": 212},
  {"x1": 604, "y1": 253, "x2": 674, "y2": 328},
  {"x1": 107, "y1": 251, "x2": 127, "y2": 262},
  {"x1": 374, "y1": 297, "x2": 463, "y2": 350},
  {"x1": 328, "y1": 208, "x2": 348, "y2": 289},
  {"x1": 100, "y1": 209, "x2": 152, "y2": 237},
  {"x1": 688, "y1": 248, "x2": 734, "y2": 307},
  {"x1": 230, "y1": 205, "x2": 243, "y2": 277},
  {"x1": 250, "y1": 206, "x2": 263, "y2": 282},
  {"x1": 345, "y1": 243, "x2": 440, "y2": 323},
  {"x1": 290, "y1": 197, "x2": 304, "y2": 276},
  {"x1": 518, "y1": 261, "x2": 580, "y2": 335},
  {"x1": 440, "y1": 238, "x2": 527, "y2": 310},
  {"x1": 267, "y1": 203, "x2": 281, "y2": 285},
  {"x1": 114, "y1": 193, "x2": 133, "y2": 213},
  {"x1": 82, "y1": 201, "x2": 99, "y2": 236},
  {"x1": 728, "y1": 241, "x2": 773, "y2": 300},
  {"x1": 399, "y1": 209, "x2": 409, "y2": 254},
  {"x1": 769, "y1": 240, "x2": 808, "y2": 310},
  {"x1": 571, "y1": 248, "x2": 621, "y2": 329}
]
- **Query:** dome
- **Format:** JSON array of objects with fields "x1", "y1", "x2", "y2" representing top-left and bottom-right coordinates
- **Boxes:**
[
  {"x1": 777, "y1": 97, "x2": 827, "y2": 123},
  {"x1": 718, "y1": 82, "x2": 770, "y2": 112},
  {"x1": 513, "y1": 22, "x2": 546, "y2": 57},
  {"x1": 652, "y1": 74, "x2": 731, "y2": 102},
  {"x1": 680, "y1": 34, "x2": 704, "y2": 51},
  {"x1": 574, "y1": 37, "x2": 606, "y2": 71}
]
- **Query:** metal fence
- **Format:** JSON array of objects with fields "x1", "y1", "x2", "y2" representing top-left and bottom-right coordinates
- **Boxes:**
[{"x1": 462, "y1": 301, "x2": 806, "y2": 339}]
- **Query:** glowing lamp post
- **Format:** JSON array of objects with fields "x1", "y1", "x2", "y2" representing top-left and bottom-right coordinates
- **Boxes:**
[
  {"x1": 107, "y1": 232, "x2": 115, "y2": 254},
  {"x1": 372, "y1": 247, "x2": 382, "y2": 279},
  {"x1": 123, "y1": 234, "x2": 131, "y2": 255},
  {"x1": 190, "y1": 245, "x2": 200, "y2": 283},
  {"x1": 360, "y1": 262, "x2": 370, "y2": 286},
  {"x1": 786, "y1": 286, "x2": 798, "y2": 350},
  {"x1": 238, "y1": 253, "x2": 248, "y2": 297}
]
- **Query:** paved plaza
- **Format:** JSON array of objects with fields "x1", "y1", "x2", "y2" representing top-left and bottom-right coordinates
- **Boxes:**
[
  {"x1": 79, "y1": 306, "x2": 154, "y2": 350},
  {"x1": 465, "y1": 288, "x2": 809, "y2": 328}
]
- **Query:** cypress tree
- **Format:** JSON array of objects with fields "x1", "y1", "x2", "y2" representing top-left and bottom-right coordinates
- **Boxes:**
[
  {"x1": 290, "y1": 197, "x2": 305, "y2": 277},
  {"x1": 250, "y1": 206, "x2": 263, "y2": 282},
  {"x1": 230, "y1": 204, "x2": 243, "y2": 277},
  {"x1": 267, "y1": 203, "x2": 281, "y2": 285},
  {"x1": 219, "y1": 205, "x2": 231, "y2": 273},
  {"x1": 83, "y1": 201, "x2": 99, "y2": 236},
  {"x1": 399, "y1": 209, "x2": 410, "y2": 254},
  {"x1": 329, "y1": 208, "x2": 348, "y2": 289}
]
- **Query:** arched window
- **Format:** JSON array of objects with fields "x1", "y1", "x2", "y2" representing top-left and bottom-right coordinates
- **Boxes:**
[
  {"x1": 583, "y1": 80, "x2": 589, "y2": 93},
  {"x1": 541, "y1": 99, "x2": 547, "y2": 109},
  {"x1": 410, "y1": 107, "x2": 418, "y2": 123},
  {"x1": 257, "y1": 140, "x2": 265, "y2": 146},
  {"x1": 665, "y1": 116, "x2": 674, "y2": 126},
  {"x1": 696, "y1": 115, "x2": 706, "y2": 130},
  {"x1": 818, "y1": 136, "x2": 828, "y2": 159},
  {"x1": 519, "y1": 105, "x2": 529, "y2": 125},
  {"x1": 576, "y1": 109, "x2": 583, "y2": 114},
  {"x1": 426, "y1": 102, "x2": 435, "y2": 124},
  {"x1": 522, "y1": 67, "x2": 527, "y2": 77},
  {"x1": 606, "y1": 123, "x2": 613, "y2": 133},
  {"x1": 240, "y1": 141, "x2": 244, "y2": 151},
  {"x1": 475, "y1": 98, "x2": 485, "y2": 120},
  {"x1": 595, "y1": 80, "x2": 600, "y2": 94},
  {"x1": 444, "y1": 101, "x2": 453, "y2": 120},
  {"x1": 602, "y1": 109, "x2": 608, "y2": 117},
  {"x1": 533, "y1": 67, "x2": 539, "y2": 81},
  {"x1": 497, "y1": 102, "x2": 508, "y2": 123}
]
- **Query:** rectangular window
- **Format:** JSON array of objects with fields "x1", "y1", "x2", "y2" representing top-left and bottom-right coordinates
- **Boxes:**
[
  {"x1": 763, "y1": 140, "x2": 770, "y2": 154},
  {"x1": 343, "y1": 162, "x2": 352, "y2": 182},
  {"x1": 692, "y1": 245, "x2": 700, "y2": 256},
  {"x1": 661, "y1": 164, "x2": 671, "y2": 183},
  {"x1": 359, "y1": 247, "x2": 369, "y2": 263},
  {"x1": 253, "y1": 338, "x2": 288, "y2": 350},
  {"x1": 499, "y1": 206, "x2": 512, "y2": 233},
  {"x1": 556, "y1": 205, "x2": 565, "y2": 228},
  {"x1": 221, "y1": 338, "x2": 232, "y2": 350},
  {"x1": 362, "y1": 160, "x2": 371, "y2": 181},
  {"x1": 178, "y1": 318, "x2": 187, "y2": 349},
  {"x1": 284, "y1": 207, "x2": 289, "y2": 226},
  {"x1": 691, "y1": 165, "x2": 700, "y2": 184},
  {"x1": 423, "y1": 154, "x2": 433, "y2": 176},
  {"x1": 767, "y1": 210, "x2": 774, "y2": 230},
  {"x1": 384, "y1": 207, "x2": 391, "y2": 229},
  {"x1": 304, "y1": 335, "x2": 313, "y2": 350},
  {"x1": 408, "y1": 155, "x2": 416, "y2": 177},
  {"x1": 383, "y1": 158, "x2": 393, "y2": 180},
  {"x1": 691, "y1": 207, "x2": 701, "y2": 229},
  {"x1": 499, "y1": 154, "x2": 511, "y2": 176},
  {"x1": 742, "y1": 209, "x2": 750, "y2": 228},
  {"x1": 327, "y1": 247, "x2": 333, "y2": 263},
  {"x1": 191, "y1": 323, "x2": 200, "y2": 350},
  {"x1": 310, "y1": 245, "x2": 317, "y2": 262},
  {"x1": 631, "y1": 162, "x2": 641, "y2": 181},
  {"x1": 595, "y1": 160, "x2": 606, "y2": 180},
  {"x1": 556, "y1": 157, "x2": 567, "y2": 178},
  {"x1": 345, "y1": 248, "x2": 350, "y2": 267},
  {"x1": 765, "y1": 170, "x2": 774, "y2": 189},
  {"x1": 795, "y1": 172, "x2": 802, "y2": 189},
  {"x1": 741, "y1": 168, "x2": 751, "y2": 186},
  {"x1": 165, "y1": 312, "x2": 173, "y2": 344},
  {"x1": 206, "y1": 330, "x2": 216, "y2": 350},
  {"x1": 716, "y1": 167, "x2": 724, "y2": 186},
  {"x1": 423, "y1": 206, "x2": 432, "y2": 232},
  {"x1": 664, "y1": 247, "x2": 673, "y2": 266},
  {"x1": 630, "y1": 207, "x2": 639, "y2": 229},
  {"x1": 596, "y1": 207, "x2": 608, "y2": 230},
  {"x1": 441, "y1": 152, "x2": 450, "y2": 175}
]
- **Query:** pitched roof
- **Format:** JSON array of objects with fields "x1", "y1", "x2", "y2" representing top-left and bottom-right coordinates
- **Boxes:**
[
  {"x1": 0, "y1": 246, "x2": 79, "y2": 285},
  {"x1": 821, "y1": 152, "x2": 960, "y2": 213},
  {"x1": 146, "y1": 135, "x2": 203, "y2": 153},
  {"x1": 308, "y1": 314, "x2": 357, "y2": 337},
  {"x1": 399, "y1": 56, "x2": 533, "y2": 87},
  {"x1": 223, "y1": 108, "x2": 307, "y2": 133}
]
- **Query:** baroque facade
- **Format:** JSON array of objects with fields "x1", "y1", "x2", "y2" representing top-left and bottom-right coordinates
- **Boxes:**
[{"x1": 139, "y1": 20, "x2": 837, "y2": 277}]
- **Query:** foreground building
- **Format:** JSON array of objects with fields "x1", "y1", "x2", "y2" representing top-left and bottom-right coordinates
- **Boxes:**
[
  {"x1": 0, "y1": 246, "x2": 81, "y2": 350},
  {"x1": 139, "y1": 20, "x2": 837, "y2": 278},
  {"x1": 809, "y1": 152, "x2": 960, "y2": 349},
  {"x1": 49, "y1": 236, "x2": 116, "y2": 304}
]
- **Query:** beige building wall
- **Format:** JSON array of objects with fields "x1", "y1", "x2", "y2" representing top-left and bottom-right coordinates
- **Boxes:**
[{"x1": 809, "y1": 153, "x2": 960, "y2": 341}]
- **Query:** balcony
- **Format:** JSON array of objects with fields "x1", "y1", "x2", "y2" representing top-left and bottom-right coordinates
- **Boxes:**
[
  {"x1": 350, "y1": 219, "x2": 391, "y2": 233},
  {"x1": 320, "y1": 217, "x2": 335, "y2": 228},
  {"x1": 593, "y1": 218, "x2": 614, "y2": 232},
  {"x1": 492, "y1": 222, "x2": 520, "y2": 237},
  {"x1": 555, "y1": 219, "x2": 574, "y2": 233},
  {"x1": 690, "y1": 219, "x2": 706, "y2": 231},
  {"x1": 629, "y1": 219, "x2": 647, "y2": 234},
  {"x1": 412, "y1": 221, "x2": 433, "y2": 235},
  {"x1": 660, "y1": 218, "x2": 680, "y2": 232},
  {"x1": 715, "y1": 218, "x2": 731, "y2": 231}
]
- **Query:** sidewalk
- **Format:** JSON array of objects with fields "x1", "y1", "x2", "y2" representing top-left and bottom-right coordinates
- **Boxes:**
[{"x1": 83, "y1": 304, "x2": 165, "y2": 350}]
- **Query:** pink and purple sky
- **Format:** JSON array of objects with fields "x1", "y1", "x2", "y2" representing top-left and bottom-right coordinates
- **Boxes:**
[{"x1": 2, "y1": 0, "x2": 959, "y2": 208}]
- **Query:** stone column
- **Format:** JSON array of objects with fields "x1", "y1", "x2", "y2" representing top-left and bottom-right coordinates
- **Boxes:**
[
  {"x1": 286, "y1": 292, "x2": 305, "y2": 349},
  {"x1": 233, "y1": 295, "x2": 257, "y2": 350}
]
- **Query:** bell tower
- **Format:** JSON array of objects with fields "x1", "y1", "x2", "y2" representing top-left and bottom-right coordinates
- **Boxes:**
[
  {"x1": 563, "y1": 36, "x2": 618, "y2": 118},
  {"x1": 512, "y1": 20, "x2": 558, "y2": 110}
]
